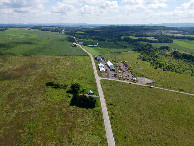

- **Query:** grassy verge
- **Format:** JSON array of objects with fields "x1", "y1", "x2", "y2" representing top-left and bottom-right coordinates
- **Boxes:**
[
  {"x1": 103, "y1": 52, "x2": 194, "y2": 93},
  {"x1": 101, "y1": 80, "x2": 194, "y2": 145},
  {"x1": 0, "y1": 56, "x2": 107, "y2": 145}
]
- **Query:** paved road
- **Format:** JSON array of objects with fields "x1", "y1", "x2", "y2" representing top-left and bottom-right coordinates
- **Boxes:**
[
  {"x1": 100, "y1": 77, "x2": 194, "y2": 96},
  {"x1": 77, "y1": 44, "x2": 115, "y2": 146}
]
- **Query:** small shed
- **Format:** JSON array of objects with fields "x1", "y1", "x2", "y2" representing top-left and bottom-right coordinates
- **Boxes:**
[
  {"x1": 98, "y1": 63, "x2": 104, "y2": 68},
  {"x1": 88, "y1": 90, "x2": 94, "y2": 95},
  {"x1": 95, "y1": 55, "x2": 102, "y2": 61},
  {"x1": 100, "y1": 67, "x2": 106, "y2": 72}
]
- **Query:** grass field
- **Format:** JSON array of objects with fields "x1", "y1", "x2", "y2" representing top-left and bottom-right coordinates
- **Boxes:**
[
  {"x1": 101, "y1": 80, "x2": 194, "y2": 145},
  {"x1": 103, "y1": 52, "x2": 194, "y2": 93},
  {"x1": 0, "y1": 56, "x2": 107, "y2": 145},
  {"x1": 77, "y1": 39, "x2": 134, "y2": 55},
  {"x1": 83, "y1": 46, "x2": 111, "y2": 55},
  {"x1": 174, "y1": 40, "x2": 194, "y2": 50},
  {"x1": 165, "y1": 34, "x2": 194, "y2": 37},
  {"x1": 151, "y1": 41, "x2": 194, "y2": 54},
  {"x1": 128, "y1": 36, "x2": 158, "y2": 41},
  {"x1": 0, "y1": 29, "x2": 87, "y2": 56}
]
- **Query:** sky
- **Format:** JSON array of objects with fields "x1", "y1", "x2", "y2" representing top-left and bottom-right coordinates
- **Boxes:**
[{"x1": 0, "y1": 0, "x2": 194, "y2": 24}]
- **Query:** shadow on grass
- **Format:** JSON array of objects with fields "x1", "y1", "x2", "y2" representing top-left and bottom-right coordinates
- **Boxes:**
[
  {"x1": 46, "y1": 82, "x2": 67, "y2": 89},
  {"x1": 70, "y1": 95, "x2": 96, "y2": 109}
]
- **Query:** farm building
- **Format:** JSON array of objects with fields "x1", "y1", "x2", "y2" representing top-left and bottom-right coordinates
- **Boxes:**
[
  {"x1": 95, "y1": 55, "x2": 102, "y2": 61},
  {"x1": 107, "y1": 61, "x2": 115, "y2": 71},
  {"x1": 88, "y1": 43, "x2": 99, "y2": 47},
  {"x1": 78, "y1": 42, "x2": 84, "y2": 46},
  {"x1": 72, "y1": 43, "x2": 77, "y2": 47},
  {"x1": 100, "y1": 67, "x2": 106, "y2": 72},
  {"x1": 98, "y1": 63, "x2": 104, "y2": 68}
]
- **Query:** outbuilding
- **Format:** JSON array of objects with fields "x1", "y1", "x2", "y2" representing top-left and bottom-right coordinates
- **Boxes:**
[
  {"x1": 98, "y1": 63, "x2": 104, "y2": 68},
  {"x1": 88, "y1": 90, "x2": 94, "y2": 95},
  {"x1": 100, "y1": 67, "x2": 106, "y2": 72},
  {"x1": 107, "y1": 61, "x2": 115, "y2": 71}
]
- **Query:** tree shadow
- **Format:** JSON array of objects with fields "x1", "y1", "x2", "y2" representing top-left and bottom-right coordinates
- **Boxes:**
[
  {"x1": 46, "y1": 82, "x2": 67, "y2": 89},
  {"x1": 70, "y1": 95, "x2": 96, "y2": 109}
]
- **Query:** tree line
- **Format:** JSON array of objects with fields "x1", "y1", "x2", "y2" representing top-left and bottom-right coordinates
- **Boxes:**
[
  {"x1": 133, "y1": 43, "x2": 194, "y2": 75},
  {"x1": 31, "y1": 26, "x2": 64, "y2": 33},
  {"x1": 0, "y1": 28, "x2": 8, "y2": 31}
]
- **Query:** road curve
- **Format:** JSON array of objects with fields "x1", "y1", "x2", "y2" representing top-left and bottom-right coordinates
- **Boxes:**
[
  {"x1": 77, "y1": 44, "x2": 115, "y2": 146},
  {"x1": 100, "y1": 77, "x2": 194, "y2": 96}
]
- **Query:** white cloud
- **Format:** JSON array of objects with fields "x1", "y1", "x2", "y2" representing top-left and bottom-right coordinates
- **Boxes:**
[
  {"x1": 80, "y1": 0, "x2": 106, "y2": 5},
  {"x1": 182, "y1": 0, "x2": 194, "y2": 9},
  {"x1": 51, "y1": 2, "x2": 75, "y2": 14},
  {"x1": 148, "y1": 2, "x2": 167, "y2": 9},
  {"x1": 175, "y1": 0, "x2": 194, "y2": 18},
  {"x1": 80, "y1": 5, "x2": 100, "y2": 15},
  {"x1": 122, "y1": 0, "x2": 167, "y2": 9},
  {"x1": 0, "y1": 0, "x2": 47, "y2": 13},
  {"x1": 0, "y1": 0, "x2": 194, "y2": 24},
  {"x1": 122, "y1": 0, "x2": 143, "y2": 6},
  {"x1": 100, "y1": 1, "x2": 118, "y2": 9}
]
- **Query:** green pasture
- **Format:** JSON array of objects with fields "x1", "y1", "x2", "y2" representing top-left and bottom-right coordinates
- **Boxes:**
[
  {"x1": 151, "y1": 41, "x2": 194, "y2": 54},
  {"x1": 174, "y1": 40, "x2": 194, "y2": 50},
  {"x1": 0, "y1": 56, "x2": 107, "y2": 145},
  {"x1": 128, "y1": 36, "x2": 157, "y2": 41},
  {"x1": 0, "y1": 29, "x2": 87, "y2": 56},
  {"x1": 101, "y1": 80, "x2": 194, "y2": 145}
]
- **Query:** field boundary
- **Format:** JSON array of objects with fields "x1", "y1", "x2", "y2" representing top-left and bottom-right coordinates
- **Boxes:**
[{"x1": 100, "y1": 77, "x2": 194, "y2": 96}]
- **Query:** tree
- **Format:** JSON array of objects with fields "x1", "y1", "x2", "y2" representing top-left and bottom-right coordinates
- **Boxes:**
[{"x1": 70, "y1": 83, "x2": 80, "y2": 95}]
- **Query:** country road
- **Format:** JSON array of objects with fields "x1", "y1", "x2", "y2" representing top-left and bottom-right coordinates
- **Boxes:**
[
  {"x1": 100, "y1": 77, "x2": 194, "y2": 96},
  {"x1": 76, "y1": 43, "x2": 115, "y2": 146}
]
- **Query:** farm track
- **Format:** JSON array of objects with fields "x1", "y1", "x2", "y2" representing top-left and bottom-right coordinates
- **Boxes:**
[
  {"x1": 76, "y1": 44, "x2": 115, "y2": 146},
  {"x1": 100, "y1": 77, "x2": 194, "y2": 96}
]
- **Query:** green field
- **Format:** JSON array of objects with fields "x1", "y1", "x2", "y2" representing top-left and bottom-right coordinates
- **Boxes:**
[
  {"x1": 101, "y1": 80, "x2": 194, "y2": 145},
  {"x1": 165, "y1": 34, "x2": 194, "y2": 37},
  {"x1": 174, "y1": 40, "x2": 194, "y2": 50},
  {"x1": 151, "y1": 41, "x2": 194, "y2": 54},
  {"x1": 0, "y1": 29, "x2": 87, "y2": 56},
  {"x1": 0, "y1": 56, "x2": 107, "y2": 145},
  {"x1": 103, "y1": 52, "x2": 194, "y2": 93},
  {"x1": 83, "y1": 46, "x2": 111, "y2": 55},
  {"x1": 128, "y1": 36, "x2": 158, "y2": 41}
]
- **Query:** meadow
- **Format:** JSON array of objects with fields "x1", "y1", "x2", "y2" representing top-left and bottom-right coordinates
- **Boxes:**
[
  {"x1": 151, "y1": 40, "x2": 194, "y2": 54},
  {"x1": 128, "y1": 36, "x2": 158, "y2": 41},
  {"x1": 103, "y1": 52, "x2": 194, "y2": 93},
  {"x1": 0, "y1": 29, "x2": 87, "y2": 56},
  {"x1": 0, "y1": 56, "x2": 107, "y2": 145},
  {"x1": 174, "y1": 40, "x2": 194, "y2": 51},
  {"x1": 101, "y1": 80, "x2": 194, "y2": 145}
]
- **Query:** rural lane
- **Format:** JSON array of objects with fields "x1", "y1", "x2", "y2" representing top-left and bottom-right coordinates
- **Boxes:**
[
  {"x1": 76, "y1": 43, "x2": 115, "y2": 146},
  {"x1": 100, "y1": 77, "x2": 194, "y2": 96}
]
